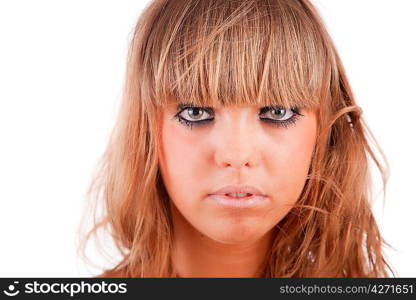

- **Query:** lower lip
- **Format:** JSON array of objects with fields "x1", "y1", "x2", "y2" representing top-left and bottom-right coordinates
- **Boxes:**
[{"x1": 207, "y1": 194, "x2": 268, "y2": 208}]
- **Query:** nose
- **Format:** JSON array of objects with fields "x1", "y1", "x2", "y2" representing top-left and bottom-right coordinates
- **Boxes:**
[{"x1": 213, "y1": 111, "x2": 260, "y2": 169}]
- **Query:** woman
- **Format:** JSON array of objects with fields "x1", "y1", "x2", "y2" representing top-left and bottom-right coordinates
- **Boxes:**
[{"x1": 79, "y1": 0, "x2": 395, "y2": 277}]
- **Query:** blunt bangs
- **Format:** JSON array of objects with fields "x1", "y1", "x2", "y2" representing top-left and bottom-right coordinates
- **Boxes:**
[{"x1": 139, "y1": 0, "x2": 330, "y2": 109}]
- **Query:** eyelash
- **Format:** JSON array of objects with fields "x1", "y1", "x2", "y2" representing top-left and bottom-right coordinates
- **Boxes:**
[{"x1": 173, "y1": 106, "x2": 304, "y2": 130}]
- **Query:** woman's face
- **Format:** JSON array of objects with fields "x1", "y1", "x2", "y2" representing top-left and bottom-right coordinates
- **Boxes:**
[{"x1": 158, "y1": 102, "x2": 317, "y2": 245}]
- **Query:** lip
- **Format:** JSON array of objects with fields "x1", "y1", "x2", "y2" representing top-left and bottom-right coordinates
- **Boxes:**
[
  {"x1": 207, "y1": 185, "x2": 268, "y2": 208},
  {"x1": 207, "y1": 194, "x2": 268, "y2": 208},
  {"x1": 209, "y1": 185, "x2": 266, "y2": 197}
]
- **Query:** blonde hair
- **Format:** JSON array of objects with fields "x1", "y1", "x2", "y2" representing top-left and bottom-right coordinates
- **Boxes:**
[{"x1": 79, "y1": 0, "x2": 396, "y2": 277}]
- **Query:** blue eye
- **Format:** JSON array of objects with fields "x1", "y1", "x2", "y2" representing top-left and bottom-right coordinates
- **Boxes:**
[{"x1": 173, "y1": 105, "x2": 303, "y2": 130}]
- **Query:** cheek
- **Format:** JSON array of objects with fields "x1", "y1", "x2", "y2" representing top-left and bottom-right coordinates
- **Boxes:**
[
  {"x1": 266, "y1": 122, "x2": 316, "y2": 205},
  {"x1": 158, "y1": 120, "x2": 208, "y2": 206}
]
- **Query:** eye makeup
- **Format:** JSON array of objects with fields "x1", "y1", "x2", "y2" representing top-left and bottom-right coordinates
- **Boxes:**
[
  {"x1": 258, "y1": 106, "x2": 304, "y2": 129},
  {"x1": 172, "y1": 104, "x2": 304, "y2": 130},
  {"x1": 173, "y1": 104, "x2": 215, "y2": 129}
]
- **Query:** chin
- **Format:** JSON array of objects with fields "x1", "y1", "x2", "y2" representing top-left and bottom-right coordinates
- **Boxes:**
[{"x1": 205, "y1": 223, "x2": 268, "y2": 245}]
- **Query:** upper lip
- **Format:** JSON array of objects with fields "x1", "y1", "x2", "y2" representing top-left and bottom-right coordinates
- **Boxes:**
[{"x1": 209, "y1": 185, "x2": 266, "y2": 196}]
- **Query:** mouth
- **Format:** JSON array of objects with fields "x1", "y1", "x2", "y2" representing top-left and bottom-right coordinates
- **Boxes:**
[
  {"x1": 207, "y1": 193, "x2": 268, "y2": 208},
  {"x1": 225, "y1": 192, "x2": 253, "y2": 198}
]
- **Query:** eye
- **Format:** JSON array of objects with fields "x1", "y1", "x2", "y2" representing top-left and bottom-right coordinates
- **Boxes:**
[
  {"x1": 259, "y1": 106, "x2": 304, "y2": 129},
  {"x1": 181, "y1": 107, "x2": 212, "y2": 121},
  {"x1": 173, "y1": 104, "x2": 304, "y2": 130},
  {"x1": 259, "y1": 106, "x2": 294, "y2": 121},
  {"x1": 173, "y1": 106, "x2": 214, "y2": 129}
]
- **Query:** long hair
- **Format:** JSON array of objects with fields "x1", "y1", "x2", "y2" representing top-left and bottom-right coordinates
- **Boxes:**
[{"x1": 78, "y1": 0, "x2": 396, "y2": 277}]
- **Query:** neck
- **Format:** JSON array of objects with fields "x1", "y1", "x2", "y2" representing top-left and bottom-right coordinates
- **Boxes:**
[{"x1": 170, "y1": 205, "x2": 274, "y2": 278}]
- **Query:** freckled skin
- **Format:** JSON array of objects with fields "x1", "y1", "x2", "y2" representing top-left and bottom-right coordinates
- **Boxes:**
[{"x1": 158, "y1": 104, "x2": 317, "y2": 277}]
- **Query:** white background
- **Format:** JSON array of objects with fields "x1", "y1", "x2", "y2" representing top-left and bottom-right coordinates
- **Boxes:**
[{"x1": 0, "y1": 0, "x2": 415, "y2": 277}]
